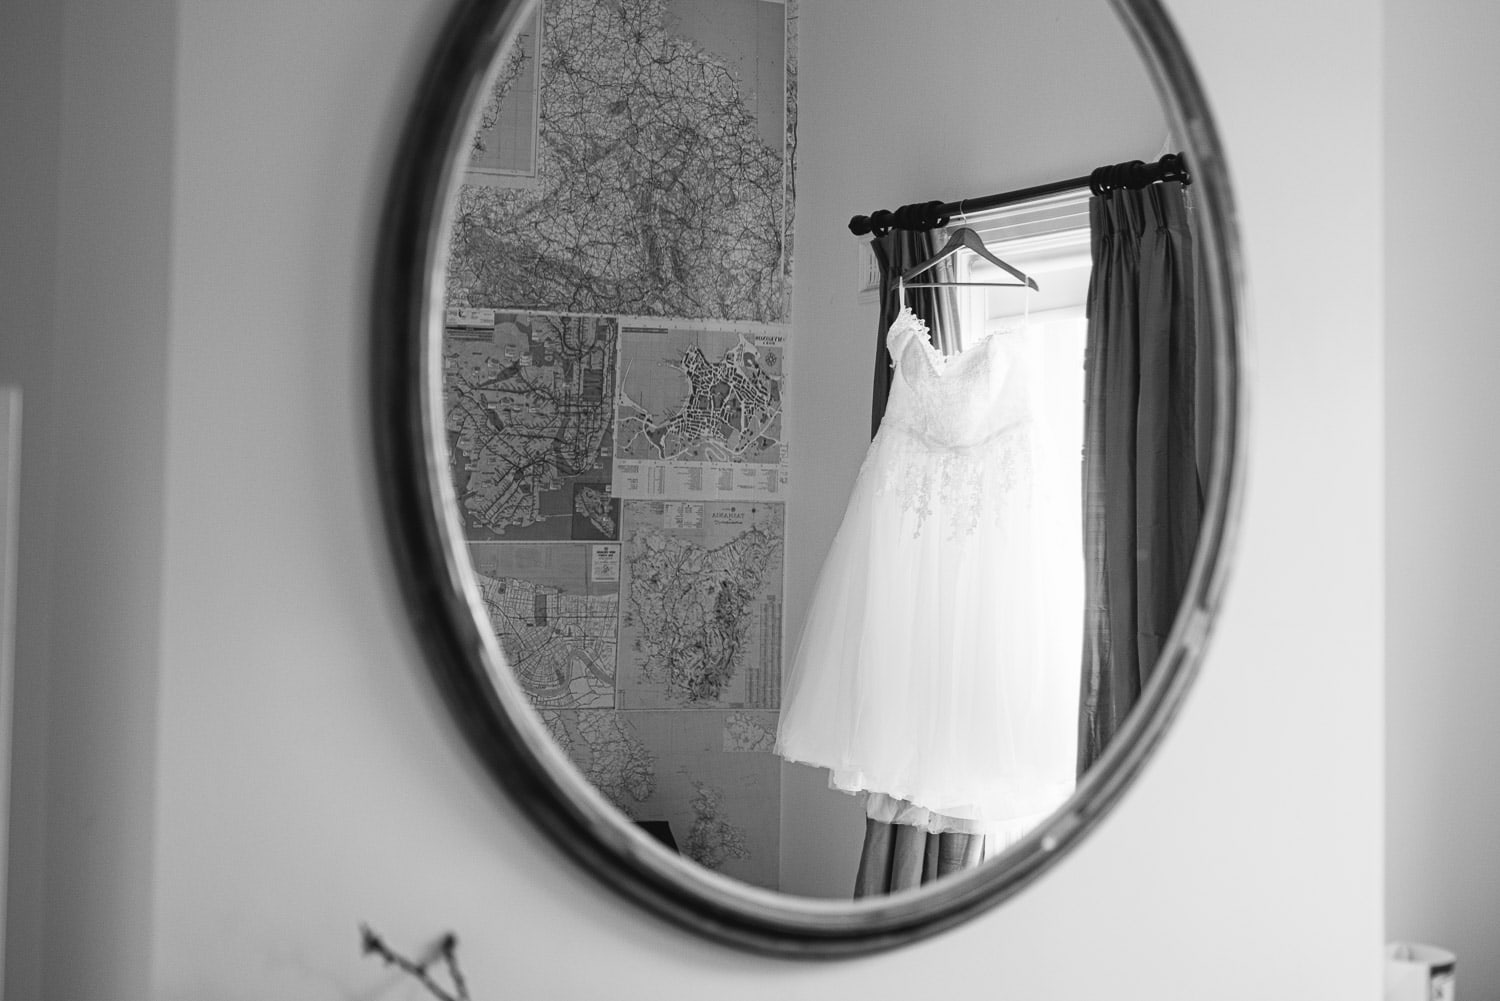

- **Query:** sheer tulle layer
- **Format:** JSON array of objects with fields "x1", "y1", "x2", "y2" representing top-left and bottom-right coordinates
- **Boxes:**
[{"x1": 776, "y1": 428, "x2": 1077, "y2": 832}]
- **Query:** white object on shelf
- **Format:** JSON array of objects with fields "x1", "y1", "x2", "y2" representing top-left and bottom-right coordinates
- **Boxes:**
[{"x1": 1386, "y1": 942, "x2": 1456, "y2": 1001}]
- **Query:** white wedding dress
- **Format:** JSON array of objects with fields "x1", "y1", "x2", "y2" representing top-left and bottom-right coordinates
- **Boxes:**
[{"x1": 776, "y1": 306, "x2": 1077, "y2": 841}]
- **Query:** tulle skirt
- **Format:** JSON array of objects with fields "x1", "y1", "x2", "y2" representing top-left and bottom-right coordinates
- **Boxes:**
[{"x1": 776, "y1": 429, "x2": 1079, "y2": 836}]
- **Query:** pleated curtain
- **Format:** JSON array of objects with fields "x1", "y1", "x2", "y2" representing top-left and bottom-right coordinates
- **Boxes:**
[
  {"x1": 852, "y1": 817, "x2": 986, "y2": 898},
  {"x1": 1076, "y1": 181, "x2": 1203, "y2": 774}
]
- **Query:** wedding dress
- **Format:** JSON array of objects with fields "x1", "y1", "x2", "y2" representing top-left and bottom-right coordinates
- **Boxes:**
[{"x1": 776, "y1": 306, "x2": 1076, "y2": 840}]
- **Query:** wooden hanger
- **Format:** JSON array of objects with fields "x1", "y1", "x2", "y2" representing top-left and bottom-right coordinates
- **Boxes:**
[{"x1": 899, "y1": 226, "x2": 1039, "y2": 291}]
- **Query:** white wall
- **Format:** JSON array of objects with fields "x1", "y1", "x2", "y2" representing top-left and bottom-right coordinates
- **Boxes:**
[
  {"x1": 1385, "y1": 2, "x2": 1500, "y2": 994},
  {"x1": 2, "y1": 0, "x2": 1386, "y2": 997},
  {"x1": 783, "y1": 0, "x2": 1167, "y2": 899}
]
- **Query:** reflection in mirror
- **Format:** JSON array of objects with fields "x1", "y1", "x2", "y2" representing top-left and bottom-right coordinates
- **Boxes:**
[{"x1": 437, "y1": 0, "x2": 1204, "y2": 901}]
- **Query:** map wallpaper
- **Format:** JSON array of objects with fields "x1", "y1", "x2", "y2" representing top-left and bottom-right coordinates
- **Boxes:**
[{"x1": 443, "y1": 0, "x2": 797, "y2": 891}]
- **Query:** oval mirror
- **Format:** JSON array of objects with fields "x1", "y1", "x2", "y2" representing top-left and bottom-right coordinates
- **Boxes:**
[{"x1": 374, "y1": 0, "x2": 1242, "y2": 955}]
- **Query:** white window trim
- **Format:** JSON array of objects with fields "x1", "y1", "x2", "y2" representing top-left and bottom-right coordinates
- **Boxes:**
[
  {"x1": 952, "y1": 190, "x2": 1092, "y2": 347},
  {"x1": 955, "y1": 188, "x2": 1092, "y2": 283}
]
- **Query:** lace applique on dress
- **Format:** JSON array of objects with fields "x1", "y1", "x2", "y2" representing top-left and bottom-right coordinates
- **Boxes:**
[
  {"x1": 874, "y1": 422, "x2": 1032, "y2": 538},
  {"x1": 869, "y1": 308, "x2": 1036, "y2": 538}
]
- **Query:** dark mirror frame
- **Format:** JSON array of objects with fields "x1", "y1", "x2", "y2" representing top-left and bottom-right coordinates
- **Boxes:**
[{"x1": 372, "y1": 0, "x2": 1244, "y2": 957}]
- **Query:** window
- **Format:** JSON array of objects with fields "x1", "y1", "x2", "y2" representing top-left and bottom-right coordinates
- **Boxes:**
[{"x1": 954, "y1": 195, "x2": 1091, "y2": 682}]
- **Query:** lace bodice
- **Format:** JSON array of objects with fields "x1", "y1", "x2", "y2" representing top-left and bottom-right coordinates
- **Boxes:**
[{"x1": 868, "y1": 307, "x2": 1038, "y2": 536}]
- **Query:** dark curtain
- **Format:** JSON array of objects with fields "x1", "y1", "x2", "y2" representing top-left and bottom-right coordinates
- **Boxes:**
[
  {"x1": 852, "y1": 819, "x2": 985, "y2": 898},
  {"x1": 869, "y1": 229, "x2": 959, "y2": 437},
  {"x1": 1077, "y1": 182, "x2": 1202, "y2": 774}
]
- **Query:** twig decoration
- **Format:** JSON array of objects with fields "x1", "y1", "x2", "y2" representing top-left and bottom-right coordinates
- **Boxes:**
[{"x1": 359, "y1": 924, "x2": 472, "y2": 1001}]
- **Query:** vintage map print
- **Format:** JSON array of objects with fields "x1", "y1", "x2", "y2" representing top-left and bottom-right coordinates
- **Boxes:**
[
  {"x1": 618, "y1": 500, "x2": 783, "y2": 710},
  {"x1": 446, "y1": 0, "x2": 793, "y2": 322},
  {"x1": 613, "y1": 322, "x2": 787, "y2": 501},
  {"x1": 445, "y1": 309, "x2": 619, "y2": 541}
]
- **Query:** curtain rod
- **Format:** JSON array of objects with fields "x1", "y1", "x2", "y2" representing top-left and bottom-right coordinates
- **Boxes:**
[{"x1": 847, "y1": 152, "x2": 1190, "y2": 237}]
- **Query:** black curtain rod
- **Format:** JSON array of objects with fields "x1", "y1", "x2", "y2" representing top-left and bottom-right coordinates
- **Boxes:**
[{"x1": 847, "y1": 152, "x2": 1190, "y2": 237}]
